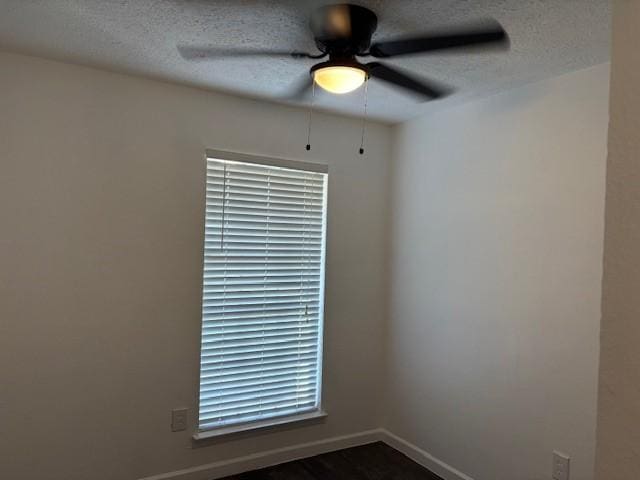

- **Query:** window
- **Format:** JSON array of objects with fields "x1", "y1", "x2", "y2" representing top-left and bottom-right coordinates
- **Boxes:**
[{"x1": 196, "y1": 151, "x2": 328, "y2": 436}]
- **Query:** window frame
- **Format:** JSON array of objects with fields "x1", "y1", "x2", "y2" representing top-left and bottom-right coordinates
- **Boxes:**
[{"x1": 194, "y1": 149, "x2": 329, "y2": 440}]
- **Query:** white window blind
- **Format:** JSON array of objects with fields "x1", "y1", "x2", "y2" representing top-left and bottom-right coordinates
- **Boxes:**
[{"x1": 198, "y1": 154, "x2": 328, "y2": 433}]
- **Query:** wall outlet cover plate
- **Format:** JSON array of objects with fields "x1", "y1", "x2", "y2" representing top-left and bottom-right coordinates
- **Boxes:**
[
  {"x1": 171, "y1": 408, "x2": 188, "y2": 432},
  {"x1": 552, "y1": 451, "x2": 570, "y2": 480}
]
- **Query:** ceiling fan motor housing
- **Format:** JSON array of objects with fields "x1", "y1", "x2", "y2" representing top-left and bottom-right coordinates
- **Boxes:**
[{"x1": 311, "y1": 4, "x2": 378, "y2": 59}]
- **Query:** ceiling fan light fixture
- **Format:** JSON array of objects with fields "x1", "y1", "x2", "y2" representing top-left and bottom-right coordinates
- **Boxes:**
[
  {"x1": 313, "y1": 65, "x2": 366, "y2": 94},
  {"x1": 178, "y1": 4, "x2": 509, "y2": 103}
]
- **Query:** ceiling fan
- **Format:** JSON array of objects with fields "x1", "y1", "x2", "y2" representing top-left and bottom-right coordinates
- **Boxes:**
[{"x1": 178, "y1": 3, "x2": 510, "y2": 102}]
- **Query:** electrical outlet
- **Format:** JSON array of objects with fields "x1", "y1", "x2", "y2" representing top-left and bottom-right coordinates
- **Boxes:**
[
  {"x1": 171, "y1": 408, "x2": 188, "y2": 432},
  {"x1": 552, "y1": 451, "x2": 570, "y2": 480}
]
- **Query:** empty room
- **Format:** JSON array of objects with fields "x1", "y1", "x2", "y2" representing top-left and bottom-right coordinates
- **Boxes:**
[{"x1": 1, "y1": 1, "x2": 638, "y2": 479}]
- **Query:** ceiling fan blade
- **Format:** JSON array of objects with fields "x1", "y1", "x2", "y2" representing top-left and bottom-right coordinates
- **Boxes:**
[
  {"x1": 281, "y1": 73, "x2": 314, "y2": 101},
  {"x1": 177, "y1": 46, "x2": 324, "y2": 61},
  {"x1": 367, "y1": 62, "x2": 451, "y2": 100},
  {"x1": 369, "y1": 20, "x2": 509, "y2": 58}
]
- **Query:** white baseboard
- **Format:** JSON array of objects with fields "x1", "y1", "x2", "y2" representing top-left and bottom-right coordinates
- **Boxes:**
[
  {"x1": 379, "y1": 429, "x2": 474, "y2": 480},
  {"x1": 138, "y1": 429, "x2": 384, "y2": 480},
  {"x1": 138, "y1": 428, "x2": 473, "y2": 480}
]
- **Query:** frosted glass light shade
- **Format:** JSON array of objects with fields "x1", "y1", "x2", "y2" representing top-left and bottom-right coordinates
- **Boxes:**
[{"x1": 313, "y1": 66, "x2": 366, "y2": 94}]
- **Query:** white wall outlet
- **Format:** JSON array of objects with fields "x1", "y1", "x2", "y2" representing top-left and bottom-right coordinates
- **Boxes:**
[
  {"x1": 171, "y1": 408, "x2": 188, "y2": 432},
  {"x1": 552, "y1": 451, "x2": 570, "y2": 480}
]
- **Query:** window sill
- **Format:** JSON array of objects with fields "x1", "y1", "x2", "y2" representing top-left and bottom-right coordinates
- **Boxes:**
[{"x1": 193, "y1": 410, "x2": 327, "y2": 441}]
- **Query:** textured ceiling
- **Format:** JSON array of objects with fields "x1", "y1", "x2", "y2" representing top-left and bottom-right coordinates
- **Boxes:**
[{"x1": 0, "y1": 0, "x2": 610, "y2": 123}]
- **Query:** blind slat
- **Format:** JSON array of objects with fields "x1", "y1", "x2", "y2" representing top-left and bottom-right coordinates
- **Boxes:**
[
  {"x1": 200, "y1": 386, "x2": 317, "y2": 406},
  {"x1": 202, "y1": 358, "x2": 318, "y2": 378},
  {"x1": 199, "y1": 400, "x2": 317, "y2": 424},
  {"x1": 202, "y1": 309, "x2": 319, "y2": 321},
  {"x1": 201, "y1": 346, "x2": 318, "y2": 365},
  {"x1": 200, "y1": 393, "x2": 318, "y2": 416},
  {"x1": 201, "y1": 314, "x2": 319, "y2": 327}
]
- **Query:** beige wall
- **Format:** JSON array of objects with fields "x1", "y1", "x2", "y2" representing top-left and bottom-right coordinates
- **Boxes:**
[
  {"x1": 595, "y1": 2, "x2": 640, "y2": 478},
  {"x1": 1, "y1": 48, "x2": 615, "y2": 480},
  {"x1": 0, "y1": 52, "x2": 392, "y2": 480},
  {"x1": 386, "y1": 64, "x2": 610, "y2": 480}
]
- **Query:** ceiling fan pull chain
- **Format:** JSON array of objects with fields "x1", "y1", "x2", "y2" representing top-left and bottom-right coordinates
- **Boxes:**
[
  {"x1": 359, "y1": 77, "x2": 369, "y2": 155},
  {"x1": 306, "y1": 81, "x2": 316, "y2": 151}
]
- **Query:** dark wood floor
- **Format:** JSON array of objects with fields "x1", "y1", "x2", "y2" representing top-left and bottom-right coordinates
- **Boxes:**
[{"x1": 223, "y1": 442, "x2": 443, "y2": 480}]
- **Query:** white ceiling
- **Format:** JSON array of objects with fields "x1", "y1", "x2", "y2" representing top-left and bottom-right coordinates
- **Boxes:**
[{"x1": 0, "y1": 0, "x2": 610, "y2": 123}]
